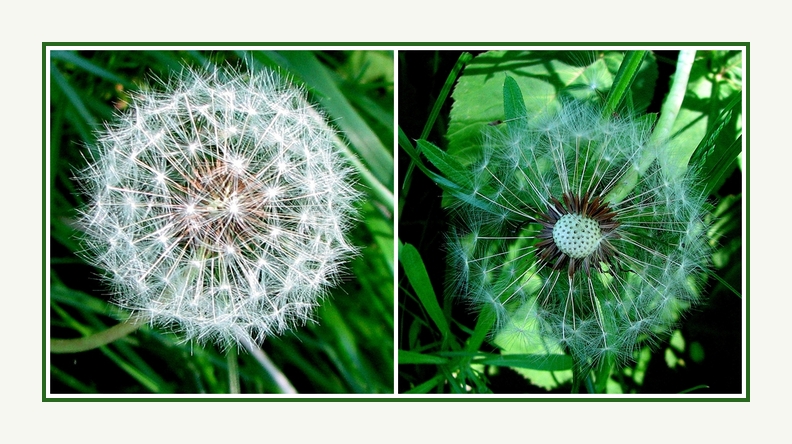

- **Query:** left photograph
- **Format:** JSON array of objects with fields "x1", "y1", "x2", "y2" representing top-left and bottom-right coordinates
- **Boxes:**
[{"x1": 48, "y1": 49, "x2": 395, "y2": 395}]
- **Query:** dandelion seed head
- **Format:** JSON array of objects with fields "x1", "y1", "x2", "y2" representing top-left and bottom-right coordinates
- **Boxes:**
[
  {"x1": 76, "y1": 64, "x2": 360, "y2": 346},
  {"x1": 448, "y1": 97, "x2": 712, "y2": 371}
]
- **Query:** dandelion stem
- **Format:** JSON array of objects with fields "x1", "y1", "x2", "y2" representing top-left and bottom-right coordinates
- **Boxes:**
[
  {"x1": 227, "y1": 344, "x2": 241, "y2": 394},
  {"x1": 50, "y1": 316, "x2": 145, "y2": 353},
  {"x1": 651, "y1": 50, "x2": 696, "y2": 146},
  {"x1": 240, "y1": 336, "x2": 298, "y2": 394},
  {"x1": 593, "y1": 355, "x2": 615, "y2": 394},
  {"x1": 607, "y1": 51, "x2": 698, "y2": 202},
  {"x1": 570, "y1": 363, "x2": 584, "y2": 394}
]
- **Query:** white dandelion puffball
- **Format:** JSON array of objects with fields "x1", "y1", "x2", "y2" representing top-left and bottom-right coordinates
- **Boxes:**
[
  {"x1": 448, "y1": 98, "x2": 712, "y2": 370},
  {"x1": 77, "y1": 65, "x2": 360, "y2": 345}
]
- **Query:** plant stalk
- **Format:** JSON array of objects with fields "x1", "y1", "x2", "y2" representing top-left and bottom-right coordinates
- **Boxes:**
[
  {"x1": 651, "y1": 50, "x2": 696, "y2": 146},
  {"x1": 50, "y1": 316, "x2": 145, "y2": 353},
  {"x1": 227, "y1": 344, "x2": 241, "y2": 394},
  {"x1": 240, "y1": 336, "x2": 297, "y2": 394}
]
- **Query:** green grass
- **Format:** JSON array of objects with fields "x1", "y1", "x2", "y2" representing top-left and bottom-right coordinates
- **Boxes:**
[{"x1": 47, "y1": 49, "x2": 394, "y2": 395}]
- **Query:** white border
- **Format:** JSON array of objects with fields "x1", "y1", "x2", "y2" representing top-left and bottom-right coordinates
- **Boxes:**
[{"x1": 43, "y1": 44, "x2": 747, "y2": 400}]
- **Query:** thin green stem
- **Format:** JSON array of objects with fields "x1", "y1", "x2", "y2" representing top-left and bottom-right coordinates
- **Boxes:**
[
  {"x1": 593, "y1": 356, "x2": 615, "y2": 394},
  {"x1": 227, "y1": 344, "x2": 241, "y2": 394},
  {"x1": 402, "y1": 52, "x2": 472, "y2": 197},
  {"x1": 50, "y1": 316, "x2": 146, "y2": 353},
  {"x1": 651, "y1": 50, "x2": 696, "y2": 146},
  {"x1": 240, "y1": 337, "x2": 298, "y2": 394},
  {"x1": 570, "y1": 363, "x2": 583, "y2": 394}
]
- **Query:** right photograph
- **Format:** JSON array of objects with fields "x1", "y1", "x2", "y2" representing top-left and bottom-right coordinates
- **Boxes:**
[{"x1": 398, "y1": 49, "x2": 744, "y2": 395}]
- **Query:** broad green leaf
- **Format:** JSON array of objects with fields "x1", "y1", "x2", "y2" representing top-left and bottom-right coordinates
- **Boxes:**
[
  {"x1": 447, "y1": 50, "x2": 657, "y2": 166},
  {"x1": 493, "y1": 298, "x2": 573, "y2": 390}
]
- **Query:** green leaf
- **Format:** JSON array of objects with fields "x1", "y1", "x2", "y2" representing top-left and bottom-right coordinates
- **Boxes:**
[
  {"x1": 503, "y1": 75, "x2": 527, "y2": 121},
  {"x1": 679, "y1": 384, "x2": 710, "y2": 394},
  {"x1": 421, "y1": 52, "x2": 473, "y2": 140},
  {"x1": 664, "y1": 50, "x2": 742, "y2": 178},
  {"x1": 50, "y1": 63, "x2": 98, "y2": 131},
  {"x1": 400, "y1": 138, "x2": 496, "y2": 214},
  {"x1": 592, "y1": 297, "x2": 618, "y2": 393},
  {"x1": 51, "y1": 51, "x2": 137, "y2": 90},
  {"x1": 417, "y1": 139, "x2": 472, "y2": 189},
  {"x1": 398, "y1": 350, "x2": 449, "y2": 365},
  {"x1": 689, "y1": 91, "x2": 743, "y2": 195},
  {"x1": 402, "y1": 52, "x2": 473, "y2": 199},
  {"x1": 475, "y1": 353, "x2": 573, "y2": 371},
  {"x1": 404, "y1": 373, "x2": 445, "y2": 394},
  {"x1": 50, "y1": 302, "x2": 168, "y2": 393},
  {"x1": 492, "y1": 299, "x2": 573, "y2": 390},
  {"x1": 604, "y1": 50, "x2": 648, "y2": 116},
  {"x1": 399, "y1": 243, "x2": 451, "y2": 340},
  {"x1": 463, "y1": 305, "x2": 495, "y2": 354},
  {"x1": 248, "y1": 51, "x2": 393, "y2": 189},
  {"x1": 419, "y1": 140, "x2": 500, "y2": 212},
  {"x1": 447, "y1": 50, "x2": 657, "y2": 167}
]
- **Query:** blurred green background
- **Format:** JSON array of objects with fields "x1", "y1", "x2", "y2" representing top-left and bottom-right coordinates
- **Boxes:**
[{"x1": 48, "y1": 49, "x2": 394, "y2": 395}]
